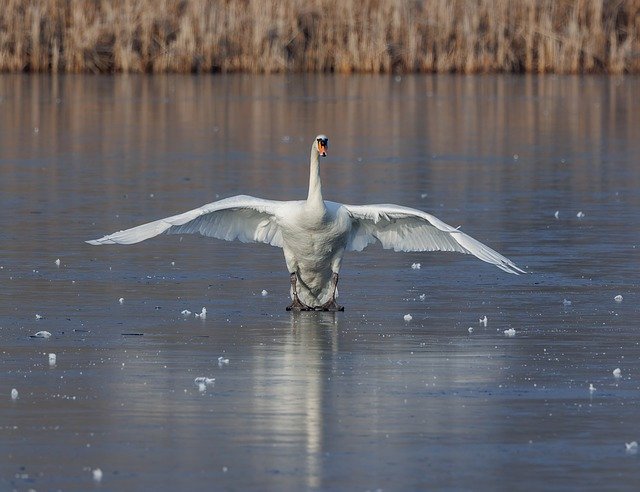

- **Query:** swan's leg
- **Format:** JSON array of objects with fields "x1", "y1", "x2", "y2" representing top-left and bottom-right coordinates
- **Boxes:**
[
  {"x1": 320, "y1": 272, "x2": 344, "y2": 312},
  {"x1": 286, "y1": 272, "x2": 313, "y2": 311}
]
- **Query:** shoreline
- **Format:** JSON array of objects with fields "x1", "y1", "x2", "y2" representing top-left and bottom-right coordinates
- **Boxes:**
[{"x1": 1, "y1": 0, "x2": 638, "y2": 75}]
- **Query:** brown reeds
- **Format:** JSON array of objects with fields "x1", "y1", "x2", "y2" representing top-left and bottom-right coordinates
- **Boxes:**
[{"x1": 1, "y1": 0, "x2": 638, "y2": 74}]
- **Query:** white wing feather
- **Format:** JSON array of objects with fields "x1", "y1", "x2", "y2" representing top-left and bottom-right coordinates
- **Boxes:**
[
  {"x1": 86, "y1": 195, "x2": 285, "y2": 247},
  {"x1": 344, "y1": 203, "x2": 525, "y2": 274}
]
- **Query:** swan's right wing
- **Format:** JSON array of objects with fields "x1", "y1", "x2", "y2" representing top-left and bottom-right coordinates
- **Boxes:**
[{"x1": 86, "y1": 195, "x2": 287, "y2": 248}]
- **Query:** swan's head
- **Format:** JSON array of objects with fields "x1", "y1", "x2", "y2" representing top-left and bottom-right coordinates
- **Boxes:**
[{"x1": 314, "y1": 135, "x2": 328, "y2": 157}]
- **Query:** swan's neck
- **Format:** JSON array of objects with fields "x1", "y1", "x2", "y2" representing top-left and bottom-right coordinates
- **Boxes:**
[{"x1": 307, "y1": 150, "x2": 324, "y2": 209}]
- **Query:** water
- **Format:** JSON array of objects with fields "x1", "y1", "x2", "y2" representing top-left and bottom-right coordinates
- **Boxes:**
[{"x1": 1, "y1": 74, "x2": 639, "y2": 490}]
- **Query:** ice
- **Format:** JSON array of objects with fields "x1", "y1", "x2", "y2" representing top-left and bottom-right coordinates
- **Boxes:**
[
  {"x1": 589, "y1": 383, "x2": 596, "y2": 393},
  {"x1": 33, "y1": 330, "x2": 52, "y2": 338},
  {"x1": 479, "y1": 315, "x2": 488, "y2": 326},
  {"x1": 218, "y1": 356, "x2": 230, "y2": 366},
  {"x1": 626, "y1": 441, "x2": 638, "y2": 454},
  {"x1": 411, "y1": 262, "x2": 421, "y2": 270},
  {"x1": 55, "y1": 258, "x2": 61, "y2": 267},
  {"x1": 92, "y1": 468, "x2": 103, "y2": 482},
  {"x1": 118, "y1": 297, "x2": 124, "y2": 304},
  {"x1": 562, "y1": 299, "x2": 572, "y2": 306},
  {"x1": 181, "y1": 309, "x2": 192, "y2": 316},
  {"x1": 576, "y1": 211, "x2": 585, "y2": 218},
  {"x1": 195, "y1": 377, "x2": 215, "y2": 392},
  {"x1": 419, "y1": 294, "x2": 426, "y2": 301},
  {"x1": 554, "y1": 211, "x2": 559, "y2": 219},
  {"x1": 261, "y1": 289, "x2": 268, "y2": 296},
  {"x1": 35, "y1": 314, "x2": 43, "y2": 320},
  {"x1": 195, "y1": 307, "x2": 207, "y2": 319},
  {"x1": 468, "y1": 327, "x2": 474, "y2": 333},
  {"x1": 614, "y1": 295, "x2": 623, "y2": 302},
  {"x1": 48, "y1": 353, "x2": 57, "y2": 366},
  {"x1": 613, "y1": 368, "x2": 621, "y2": 378},
  {"x1": 11, "y1": 388, "x2": 18, "y2": 400},
  {"x1": 403, "y1": 314, "x2": 413, "y2": 322},
  {"x1": 504, "y1": 328, "x2": 516, "y2": 337}
]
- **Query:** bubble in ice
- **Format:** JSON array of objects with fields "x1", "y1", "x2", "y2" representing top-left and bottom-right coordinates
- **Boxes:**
[
  {"x1": 468, "y1": 327, "x2": 474, "y2": 333},
  {"x1": 11, "y1": 388, "x2": 18, "y2": 400},
  {"x1": 479, "y1": 315, "x2": 488, "y2": 326},
  {"x1": 614, "y1": 295, "x2": 623, "y2": 302},
  {"x1": 181, "y1": 309, "x2": 192, "y2": 316},
  {"x1": 33, "y1": 330, "x2": 52, "y2": 338},
  {"x1": 92, "y1": 468, "x2": 103, "y2": 482},
  {"x1": 613, "y1": 368, "x2": 621, "y2": 378},
  {"x1": 403, "y1": 314, "x2": 413, "y2": 322},
  {"x1": 626, "y1": 441, "x2": 638, "y2": 454},
  {"x1": 562, "y1": 299, "x2": 572, "y2": 306},
  {"x1": 554, "y1": 211, "x2": 559, "y2": 219},
  {"x1": 411, "y1": 262, "x2": 421, "y2": 270},
  {"x1": 195, "y1": 307, "x2": 207, "y2": 319},
  {"x1": 576, "y1": 211, "x2": 585, "y2": 218},
  {"x1": 218, "y1": 356, "x2": 229, "y2": 366},
  {"x1": 261, "y1": 289, "x2": 268, "y2": 296},
  {"x1": 35, "y1": 314, "x2": 43, "y2": 320},
  {"x1": 55, "y1": 258, "x2": 61, "y2": 267},
  {"x1": 118, "y1": 297, "x2": 124, "y2": 304},
  {"x1": 589, "y1": 383, "x2": 596, "y2": 393},
  {"x1": 48, "y1": 353, "x2": 57, "y2": 365},
  {"x1": 504, "y1": 328, "x2": 516, "y2": 337}
]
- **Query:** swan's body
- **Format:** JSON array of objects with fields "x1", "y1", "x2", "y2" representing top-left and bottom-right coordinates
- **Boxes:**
[{"x1": 88, "y1": 135, "x2": 524, "y2": 310}]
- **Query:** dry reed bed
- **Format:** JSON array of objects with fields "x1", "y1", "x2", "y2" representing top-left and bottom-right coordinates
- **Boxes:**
[{"x1": 1, "y1": 0, "x2": 639, "y2": 74}]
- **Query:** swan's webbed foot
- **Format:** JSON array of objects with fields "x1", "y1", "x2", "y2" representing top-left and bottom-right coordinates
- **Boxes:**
[
  {"x1": 317, "y1": 299, "x2": 344, "y2": 312},
  {"x1": 286, "y1": 298, "x2": 314, "y2": 311}
]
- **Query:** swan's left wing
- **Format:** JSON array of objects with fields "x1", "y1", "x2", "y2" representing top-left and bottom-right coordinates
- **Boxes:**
[
  {"x1": 344, "y1": 203, "x2": 525, "y2": 274},
  {"x1": 87, "y1": 195, "x2": 286, "y2": 248}
]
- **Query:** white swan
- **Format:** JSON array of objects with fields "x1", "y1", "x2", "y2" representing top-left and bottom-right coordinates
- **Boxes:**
[{"x1": 87, "y1": 135, "x2": 524, "y2": 311}]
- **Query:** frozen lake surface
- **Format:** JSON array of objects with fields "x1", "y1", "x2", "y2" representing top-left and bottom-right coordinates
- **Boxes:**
[{"x1": 1, "y1": 74, "x2": 639, "y2": 490}]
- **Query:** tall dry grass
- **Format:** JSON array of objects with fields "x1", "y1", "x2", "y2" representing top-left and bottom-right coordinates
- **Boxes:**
[{"x1": 1, "y1": 0, "x2": 638, "y2": 74}]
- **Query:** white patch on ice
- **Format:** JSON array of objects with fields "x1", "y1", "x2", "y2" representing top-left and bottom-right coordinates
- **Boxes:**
[
  {"x1": 468, "y1": 327, "x2": 474, "y2": 333},
  {"x1": 181, "y1": 309, "x2": 192, "y2": 316},
  {"x1": 562, "y1": 299, "x2": 572, "y2": 306},
  {"x1": 48, "y1": 353, "x2": 57, "y2": 366},
  {"x1": 171, "y1": 261, "x2": 175, "y2": 266},
  {"x1": 419, "y1": 294, "x2": 426, "y2": 301},
  {"x1": 403, "y1": 314, "x2": 413, "y2": 322},
  {"x1": 420, "y1": 193, "x2": 428, "y2": 199},
  {"x1": 613, "y1": 368, "x2": 621, "y2": 378},
  {"x1": 92, "y1": 468, "x2": 103, "y2": 482},
  {"x1": 55, "y1": 258, "x2": 61, "y2": 267},
  {"x1": 195, "y1": 307, "x2": 207, "y2": 319},
  {"x1": 504, "y1": 328, "x2": 516, "y2": 337},
  {"x1": 479, "y1": 316, "x2": 488, "y2": 327},
  {"x1": 11, "y1": 388, "x2": 18, "y2": 400},
  {"x1": 589, "y1": 383, "x2": 596, "y2": 393},
  {"x1": 614, "y1": 295, "x2": 623, "y2": 302},
  {"x1": 554, "y1": 211, "x2": 559, "y2": 219},
  {"x1": 411, "y1": 262, "x2": 421, "y2": 270},
  {"x1": 626, "y1": 441, "x2": 638, "y2": 454},
  {"x1": 35, "y1": 314, "x2": 43, "y2": 320},
  {"x1": 34, "y1": 331, "x2": 52, "y2": 338},
  {"x1": 195, "y1": 377, "x2": 215, "y2": 392},
  {"x1": 261, "y1": 289, "x2": 268, "y2": 296},
  {"x1": 118, "y1": 297, "x2": 124, "y2": 304},
  {"x1": 576, "y1": 211, "x2": 585, "y2": 218},
  {"x1": 218, "y1": 356, "x2": 229, "y2": 366}
]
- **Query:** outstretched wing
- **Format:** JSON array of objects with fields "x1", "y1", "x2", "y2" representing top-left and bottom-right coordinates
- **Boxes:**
[
  {"x1": 87, "y1": 195, "x2": 286, "y2": 248},
  {"x1": 344, "y1": 203, "x2": 525, "y2": 274}
]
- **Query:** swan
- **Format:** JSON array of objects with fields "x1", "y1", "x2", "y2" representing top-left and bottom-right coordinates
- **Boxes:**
[{"x1": 87, "y1": 135, "x2": 524, "y2": 311}]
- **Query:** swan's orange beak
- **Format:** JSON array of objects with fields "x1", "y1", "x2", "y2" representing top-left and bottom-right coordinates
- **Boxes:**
[{"x1": 317, "y1": 140, "x2": 327, "y2": 157}]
